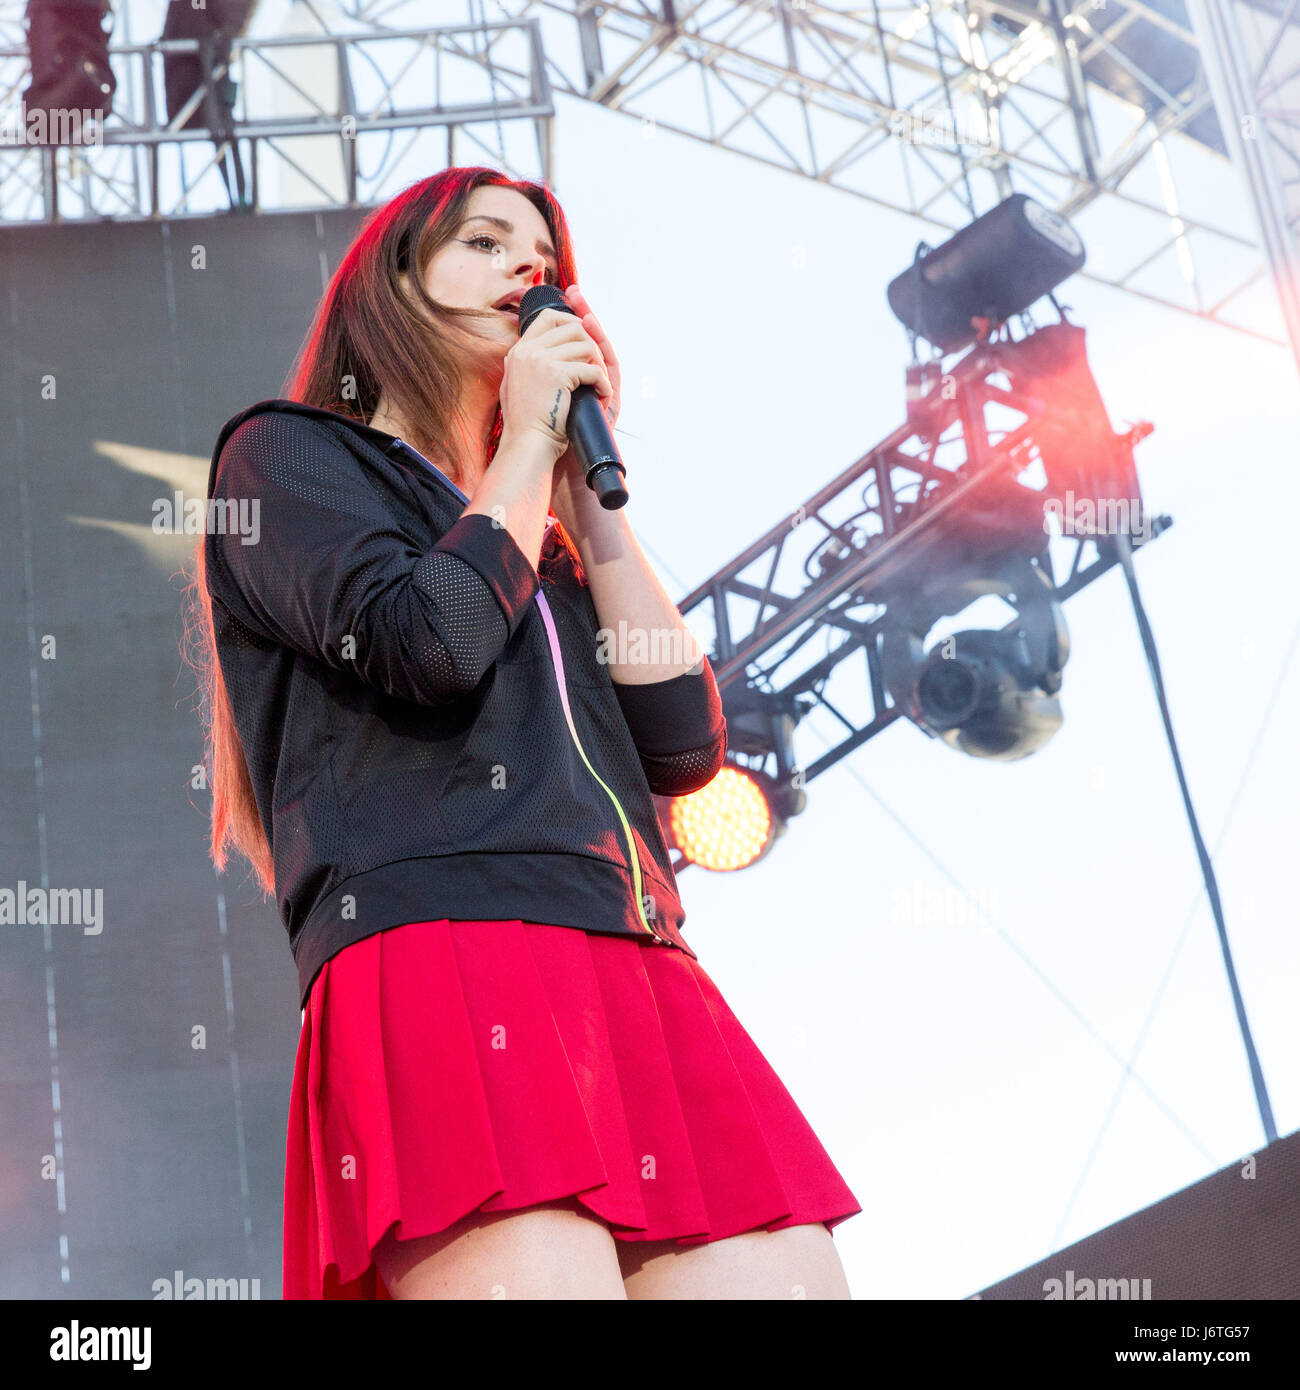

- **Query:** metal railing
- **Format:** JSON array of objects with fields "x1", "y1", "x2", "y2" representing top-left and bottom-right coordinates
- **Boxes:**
[{"x1": 0, "y1": 17, "x2": 553, "y2": 221}]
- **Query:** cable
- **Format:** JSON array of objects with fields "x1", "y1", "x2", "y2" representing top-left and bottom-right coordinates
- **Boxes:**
[
  {"x1": 1113, "y1": 530, "x2": 1277, "y2": 1145},
  {"x1": 1048, "y1": 607, "x2": 1300, "y2": 1251}
]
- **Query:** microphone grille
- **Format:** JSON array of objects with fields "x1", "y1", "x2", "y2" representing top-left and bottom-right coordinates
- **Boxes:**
[{"x1": 518, "y1": 283, "x2": 570, "y2": 334}]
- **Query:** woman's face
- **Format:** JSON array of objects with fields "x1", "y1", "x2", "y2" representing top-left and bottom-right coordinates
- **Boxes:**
[{"x1": 418, "y1": 185, "x2": 560, "y2": 369}]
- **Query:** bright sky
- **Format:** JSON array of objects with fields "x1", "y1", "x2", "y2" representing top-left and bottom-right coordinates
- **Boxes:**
[{"x1": 130, "y1": 0, "x2": 1300, "y2": 1298}]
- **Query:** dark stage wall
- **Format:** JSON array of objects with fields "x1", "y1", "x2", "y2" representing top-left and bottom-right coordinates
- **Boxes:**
[
  {"x1": 977, "y1": 1127, "x2": 1300, "y2": 1300},
  {"x1": 1, "y1": 207, "x2": 372, "y2": 1299}
]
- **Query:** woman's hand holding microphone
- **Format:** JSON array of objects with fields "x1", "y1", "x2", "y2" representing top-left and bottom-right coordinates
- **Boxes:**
[
  {"x1": 499, "y1": 284, "x2": 618, "y2": 462},
  {"x1": 503, "y1": 285, "x2": 624, "y2": 548},
  {"x1": 461, "y1": 287, "x2": 613, "y2": 569},
  {"x1": 466, "y1": 284, "x2": 620, "y2": 572}
]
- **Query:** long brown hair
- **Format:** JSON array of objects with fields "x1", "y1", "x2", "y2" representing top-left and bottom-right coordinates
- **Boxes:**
[{"x1": 181, "y1": 166, "x2": 587, "y2": 897}]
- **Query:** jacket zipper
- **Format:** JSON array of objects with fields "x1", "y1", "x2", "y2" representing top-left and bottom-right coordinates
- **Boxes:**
[
  {"x1": 534, "y1": 589, "x2": 669, "y2": 945},
  {"x1": 389, "y1": 438, "x2": 667, "y2": 946}
]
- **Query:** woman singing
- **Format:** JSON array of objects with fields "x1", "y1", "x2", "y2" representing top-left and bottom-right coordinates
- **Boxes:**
[{"x1": 186, "y1": 166, "x2": 861, "y2": 1299}]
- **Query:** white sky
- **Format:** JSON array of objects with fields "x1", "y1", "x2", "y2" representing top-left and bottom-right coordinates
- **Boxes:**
[{"x1": 121, "y1": 0, "x2": 1300, "y2": 1298}]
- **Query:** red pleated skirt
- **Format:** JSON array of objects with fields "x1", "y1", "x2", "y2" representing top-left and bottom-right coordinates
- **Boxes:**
[{"x1": 282, "y1": 917, "x2": 862, "y2": 1299}]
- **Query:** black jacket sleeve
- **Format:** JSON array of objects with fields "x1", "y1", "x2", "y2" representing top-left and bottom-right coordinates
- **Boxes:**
[
  {"x1": 611, "y1": 660, "x2": 728, "y2": 796},
  {"x1": 205, "y1": 411, "x2": 539, "y2": 705}
]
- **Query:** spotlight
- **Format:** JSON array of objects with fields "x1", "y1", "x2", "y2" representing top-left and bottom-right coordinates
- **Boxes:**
[
  {"x1": 880, "y1": 554, "x2": 1070, "y2": 760},
  {"x1": 659, "y1": 687, "x2": 809, "y2": 872},
  {"x1": 159, "y1": 0, "x2": 256, "y2": 135},
  {"x1": 158, "y1": 0, "x2": 257, "y2": 208},
  {"x1": 887, "y1": 194, "x2": 1086, "y2": 355},
  {"x1": 22, "y1": 0, "x2": 117, "y2": 138},
  {"x1": 667, "y1": 764, "x2": 784, "y2": 872}
]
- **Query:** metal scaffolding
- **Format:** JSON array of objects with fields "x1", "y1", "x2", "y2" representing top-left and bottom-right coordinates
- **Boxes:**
[
  {"x1": 2, "y1": 1, "x2": 1297, "y2": 353},
  {"x1": 480, "y1": 0, "x2": 1299, "y2": 355},
  {"x1": 669, "y1": 314, "x2": 1167, "y2": 797},
  {"x1": 0, "y1": 15, "x2": 557, "y2": 221},
  {"x1": 1186, "y1": 0, "x2": 1300, "y2": 375}
]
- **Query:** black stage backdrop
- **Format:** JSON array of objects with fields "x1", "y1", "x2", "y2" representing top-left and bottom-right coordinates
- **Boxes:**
[{"x1": 1, "y1": 208, "x2": 371, "y2": 1300}]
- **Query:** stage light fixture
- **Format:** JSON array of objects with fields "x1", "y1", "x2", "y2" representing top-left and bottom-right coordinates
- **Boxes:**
[
  {"x1": 887, "y1": 193, "x2": 1086, "y2": 356},
  {"x1": 157, "y1": 0, "x2": 257, "y2": 207},
  {"x1": 879, "y1": 553, "x2": 1070, "y2": 761},
  {"x1": 667, "y1": 764, "x2": 783, "y2": 872},
  {"x1": 661, "y1": 687, "x2": 810, "y2": 872},
  {"x1": 159, "y1": 0, "x2": 256, "y2": 134},
  {"x1": 21, "y1": 0, "x2": 117, "y2": 138}
]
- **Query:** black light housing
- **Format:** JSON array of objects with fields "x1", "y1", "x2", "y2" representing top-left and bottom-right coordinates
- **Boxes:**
[
  {"x1": 879, "y1": 554, "x2": 1070, "y2": 761},
  {"x1": 160, "y1": 0, "x2": 256, "y2": 134},
  {"x1": 887, "y1": 194, "x2": 1086, "y2": 355},
  {"x1": 654, "y1": 687, "x2": 810, "y2": 873},
  {"x1": 21, "y1": 0, "x2": 116, "y2": 136}
]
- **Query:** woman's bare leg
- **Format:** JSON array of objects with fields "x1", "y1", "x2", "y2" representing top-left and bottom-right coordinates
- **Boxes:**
[
  {"x1": 373, "y1": 1196, "x2": 627, "y2": 1300},
  {"x1": 617, "y1": 1223, "x2": 852, "y2": 1300}
]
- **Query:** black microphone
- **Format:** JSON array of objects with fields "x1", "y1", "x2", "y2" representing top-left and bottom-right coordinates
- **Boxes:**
[{"x1": 517, "y1": 283, "x2": 628, "y2": 510}]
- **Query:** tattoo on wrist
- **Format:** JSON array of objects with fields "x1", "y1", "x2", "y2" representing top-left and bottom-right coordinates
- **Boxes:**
[{"x1": 548, "y1": 389, "x2": 561, "y2": 431}]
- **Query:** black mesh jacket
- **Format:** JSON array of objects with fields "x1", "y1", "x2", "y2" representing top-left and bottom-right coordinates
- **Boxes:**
[{"x1": 204, "y1": 400, "x2": 727, "y2": 1009}]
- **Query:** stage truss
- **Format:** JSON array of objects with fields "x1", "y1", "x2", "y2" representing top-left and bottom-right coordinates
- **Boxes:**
[{"x1": 0, "y1": 0, "x2": 1296, "y2": 352}]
